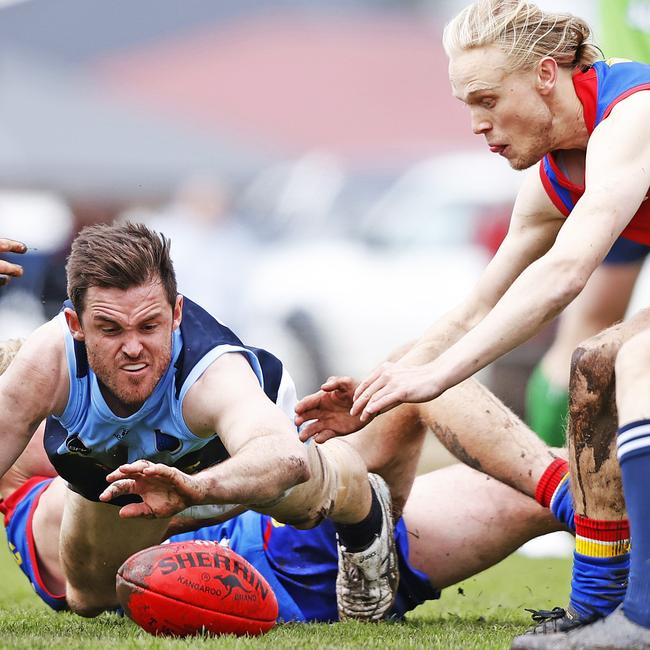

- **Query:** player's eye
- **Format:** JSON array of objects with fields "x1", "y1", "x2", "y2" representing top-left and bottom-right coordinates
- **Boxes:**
[{"x1": 481, "y1": 98, "x2": 496, "y2": 108}]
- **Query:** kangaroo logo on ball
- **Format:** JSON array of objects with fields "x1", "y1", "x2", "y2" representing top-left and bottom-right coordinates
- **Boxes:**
[{"x1": 214, "y1": 574, "x2": 250, "y2": 598}]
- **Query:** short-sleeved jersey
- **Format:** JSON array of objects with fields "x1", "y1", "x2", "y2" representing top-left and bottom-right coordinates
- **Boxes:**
[
  {"x1": 44, "y1": 297, "x2": 297, "y2": 503},
  {"x1": 539, "y1": 59, "x2": 650, "y2": 244}
]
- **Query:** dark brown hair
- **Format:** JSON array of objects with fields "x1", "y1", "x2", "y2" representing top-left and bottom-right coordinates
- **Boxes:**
[{"x1": 66, "y1": 222, "x2": 177, "y2": 315}]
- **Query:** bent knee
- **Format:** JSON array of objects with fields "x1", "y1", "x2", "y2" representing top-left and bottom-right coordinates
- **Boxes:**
[
  {"x1": 569, "y1": 337, "x2": 618, "y2": 397},
  {"x1": 570, "y1": 341, "x2": 614, "y2": 375},
  {"x1": 66, "y1": 588, "x2": 117, "y2": 618}
]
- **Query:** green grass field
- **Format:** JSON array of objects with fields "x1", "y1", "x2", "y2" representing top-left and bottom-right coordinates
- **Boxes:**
[{"x1": 0, "y1": 526, "x2": 571, "y2": 650}]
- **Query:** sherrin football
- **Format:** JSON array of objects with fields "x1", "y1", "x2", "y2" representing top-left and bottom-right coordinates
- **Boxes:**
[{"x1": 116, "y1": 540, "x2": 278, "y2": 637}]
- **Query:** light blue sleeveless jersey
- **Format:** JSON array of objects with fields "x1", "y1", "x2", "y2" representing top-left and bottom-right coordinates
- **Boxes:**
[{"x1": 44, "y1": 297, "x2": 296, "y2": 503}]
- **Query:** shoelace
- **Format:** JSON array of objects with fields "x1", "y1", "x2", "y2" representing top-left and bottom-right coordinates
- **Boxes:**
[{"x1": 525, "y1": 607, "x2": 567, "y2": 623}]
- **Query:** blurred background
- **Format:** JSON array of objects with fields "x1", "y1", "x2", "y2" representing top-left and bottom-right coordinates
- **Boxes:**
[{"x1": 0, "y1": 0, "x2": 646, "y2": 481}]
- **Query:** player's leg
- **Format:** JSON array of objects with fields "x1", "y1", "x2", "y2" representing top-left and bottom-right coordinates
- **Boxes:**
[
  {"x1": 409, "y1": 377, "x2": 587, "y2": 623},
  {"x1": 344, "y1": 403, "x2": 427, "y2": 516},
  {"x1": 254, "y1": 439, "x2": 397, "y2": 622},
  {"x1": 518, "y1": 324, "x2": 650, "y2": 650},
  {"x1": 417, "y1": 377, "x2": 558, "y2": 498},
  {"x1": 510, "y1": 313, "x2": 650, "y2": 648},
  {"x1": 566, "y1": 310, "x2": 650, "y2": 518},
  {"x1": 562, "y1": 312, "x2": 650, "y2": 625},
  {"x1": 403, "y1": 464, "x2": 560, "y2": 588},
  {"x1": 526, "y1": 250, "x2": 645, "y2": 446},
  {"x1": 59, "y1": 489, "x2": 171, "y2": 617},
  {"x1": 31, "y1": 478, "x2": 67, "y2": 597},
  {"x1": 1, "y1": 475, "x2": 69, "y2": 611}
]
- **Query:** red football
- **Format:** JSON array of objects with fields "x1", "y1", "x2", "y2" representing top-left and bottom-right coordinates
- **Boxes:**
[{"x1": 116, "y1": 540, "x2": 278, "y2": 637}]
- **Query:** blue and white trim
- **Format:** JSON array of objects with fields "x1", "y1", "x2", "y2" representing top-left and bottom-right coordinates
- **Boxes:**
[{"x1": 617, "y1": 420, "x2": 650, "y2": 462}]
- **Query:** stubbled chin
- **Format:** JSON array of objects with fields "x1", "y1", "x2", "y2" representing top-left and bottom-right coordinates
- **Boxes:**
[
  {"x1": 109, "y1": 376, "x2": 156, "y2": 407},
  {"x1": 121, "y1": 379, "x2": 154, "y2": 400},
  {"x1": 114, "y1": 390, "x2": 148, "y2": 408},
  {"x1": 508, "y1": 155, "x2": 538, "y2": 171}
]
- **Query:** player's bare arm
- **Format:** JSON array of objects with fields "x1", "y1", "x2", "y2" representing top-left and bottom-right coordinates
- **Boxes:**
[
  {"x1": 399, "y1": 173, "x2": 563, "y2": 367},
  {"x1": 185, "y1": 351, "x2": 310, "y2": 504},
  {"x1": 0, "y1": 238, "x2": 27, "y2": 286},
  {"x1": 306, "y1": 170, "x2": 562, "y2": 434},
  {"x1": 0, "y1": 321, "x2": 68, "y2": 476},
  {"x1": 298, "y1": 175, "x2": 561, "y2": 437},
  {"x1": 101, "y1": 351, "x2": 310, "y2": 516},
  {"x1": 354, "y1": 97, "x2": 650, "y2": 420},
  {"x1": 351, "y1": 169, "x2": 564, "y2": 421}
]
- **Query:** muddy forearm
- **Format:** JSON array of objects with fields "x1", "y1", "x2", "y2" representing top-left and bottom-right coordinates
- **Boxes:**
[{"x1": 195, "y1": 435, "x2": 310, "y2": 506}]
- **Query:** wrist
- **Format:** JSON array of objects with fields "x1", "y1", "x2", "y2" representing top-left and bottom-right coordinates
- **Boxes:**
[
  {"x1": 422, "y1": 357, "x2": 457, "y2": 399},
  {"x1": 193, "y1": 469, "x2": 224, "y2": 505}
]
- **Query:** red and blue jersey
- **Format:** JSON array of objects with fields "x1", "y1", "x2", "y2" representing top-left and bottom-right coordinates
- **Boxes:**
[{"x1": 540, "y1": 59, "x2": 650, "y2": 245}]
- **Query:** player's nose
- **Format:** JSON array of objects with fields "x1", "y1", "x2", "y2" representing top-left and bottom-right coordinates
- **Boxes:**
[
  {"x1": 470, "y1": 110, "x2": 491, "y2": 135},
  {"x1": 472, "y1": 117, "x2": 491, "y2": 135},
  {"x1": 121, "y1": 333, "x2": 144, "y2": 358}
]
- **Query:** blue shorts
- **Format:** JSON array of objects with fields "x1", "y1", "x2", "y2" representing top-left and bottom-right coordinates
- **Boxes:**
[
  {"x1": 170, "y1": 511, "x2": 440, "y2": 622},
  {"x1": 0, "y1": 477, "x2": 67, "y2": 611},
  {"x1": 3, "y1": 478, "x2": 439, "y2": 621},
  {"x1": 604, "y1": 237, "x2": 650, "y2": 265}
]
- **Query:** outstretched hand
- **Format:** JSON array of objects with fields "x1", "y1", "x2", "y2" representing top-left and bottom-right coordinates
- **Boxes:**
[
  {"x1": 0, "y1": 238, "x2": 27, "y2": 286},
  {"x1": 351, "y1": 361, "x2": 442, "y2": 420},
  {"x1": 99, "y1": 460, "x2": 205, "y2": 519},
  {"x1": 295, "y1": 376, "x2": 367, "y2": 443}
]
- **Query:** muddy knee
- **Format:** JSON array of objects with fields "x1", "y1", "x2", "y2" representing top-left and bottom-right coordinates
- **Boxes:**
[
  {"x1": 569, "y1": 340, "x2": 617, "y2": 403},
  {"x1": 569, "y1": 340, "x2": 619, "y2": 430}
]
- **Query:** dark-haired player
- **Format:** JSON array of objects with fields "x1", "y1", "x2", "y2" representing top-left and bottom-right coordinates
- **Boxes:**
[{"x1": 0, "y1": 222, "x2": 397, "y2": 622}]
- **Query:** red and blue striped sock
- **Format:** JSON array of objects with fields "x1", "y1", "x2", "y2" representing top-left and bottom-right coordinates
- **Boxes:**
[
  {"x1": 537, "y1": 458, "x2": 628, "y2": 619},
  {"x1": 535, "y1": 458, "x2": 574, "y2": 532},
  {"x1": 569, "y1": 515, "x2": 629, "y2": 619}
]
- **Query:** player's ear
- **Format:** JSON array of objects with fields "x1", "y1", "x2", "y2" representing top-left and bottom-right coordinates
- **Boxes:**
[
  {"x1": 536, "y1": 56, "x2": 558, "y2": 95},
  {"x1": 172, "y1": 295, "x2": 183, "y2": 331},
  {"x1": 64, "y1": 307, "x2": 85, "y2": 342}
]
